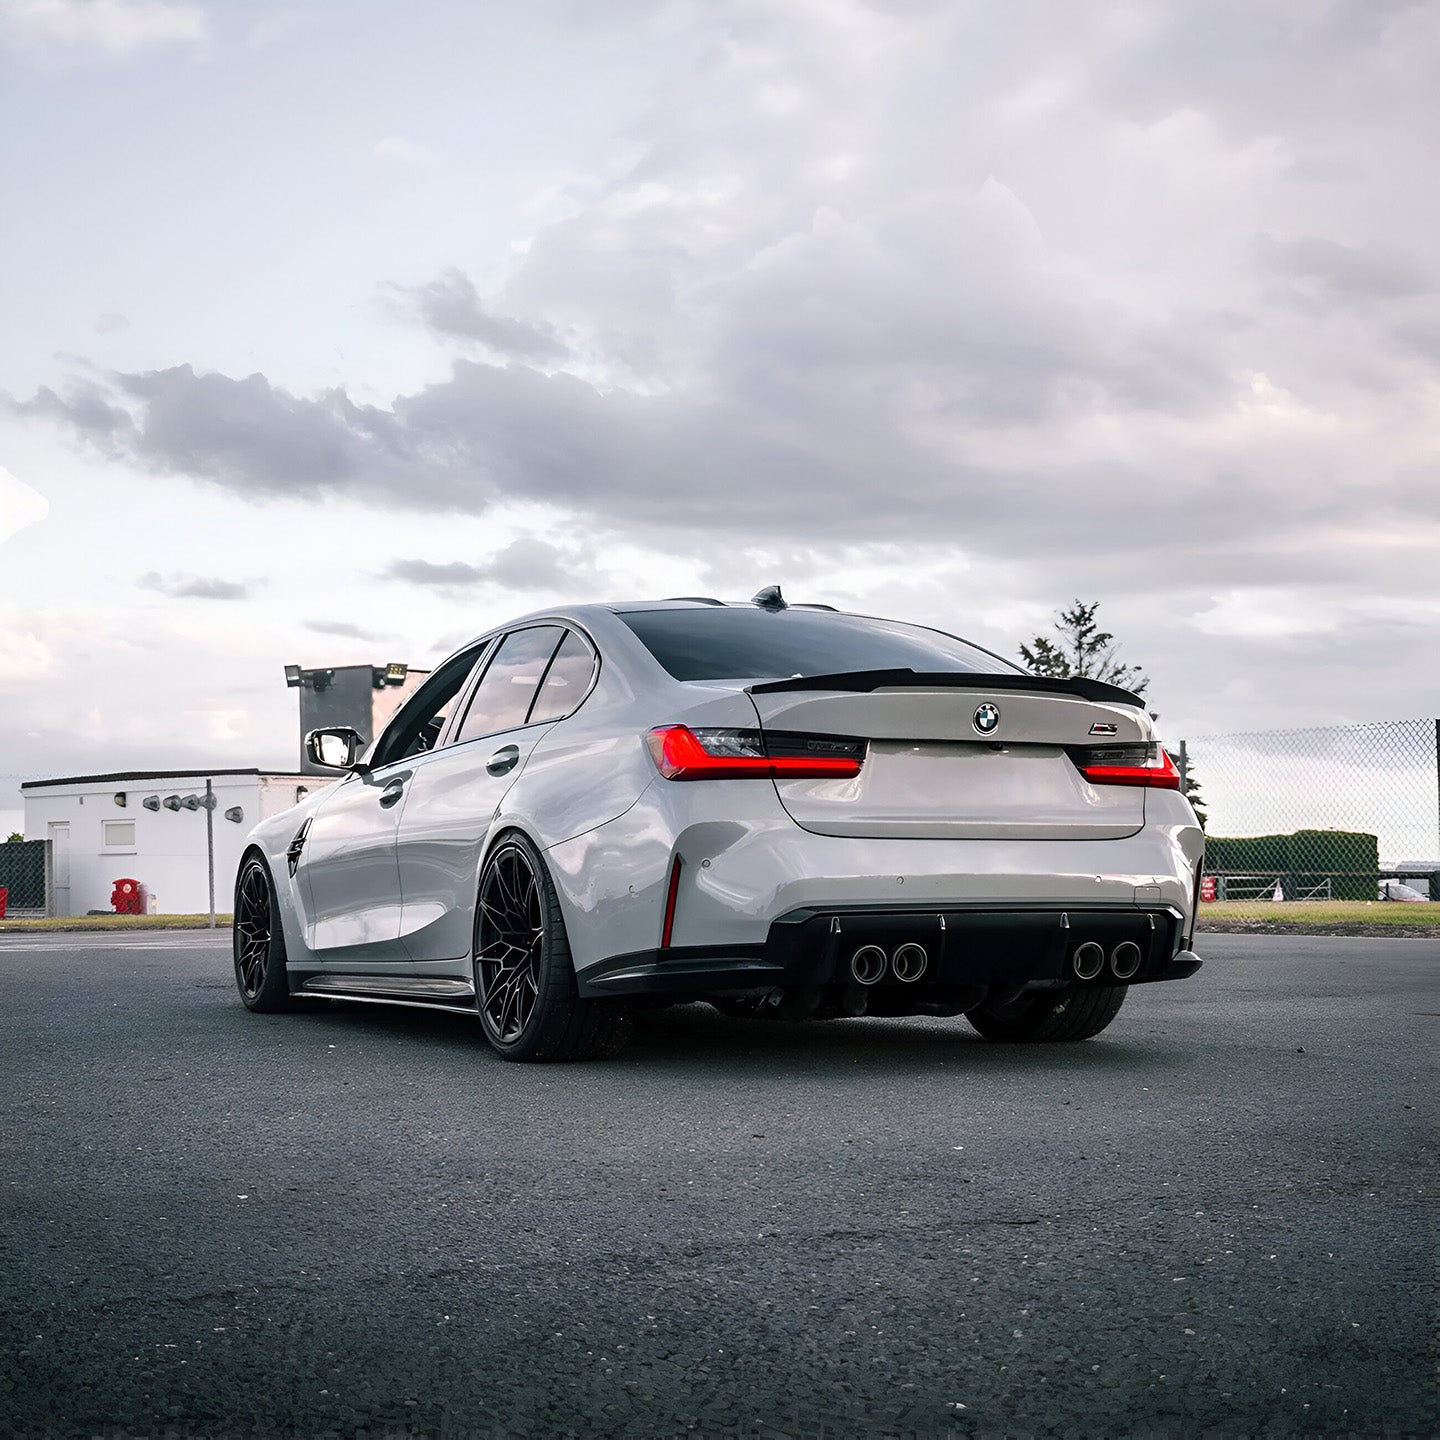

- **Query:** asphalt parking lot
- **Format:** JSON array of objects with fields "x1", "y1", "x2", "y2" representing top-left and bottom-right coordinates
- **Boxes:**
[{"x1": 0, "y1": 931, "x2": 1433, "y2": 1439}]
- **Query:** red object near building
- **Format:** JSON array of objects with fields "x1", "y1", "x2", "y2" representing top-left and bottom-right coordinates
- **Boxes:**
[
  {"x1": 1199, "y1": 875, "x2": 1217, "y2": 903},
  {"x1": 111, "y1": 878, "x2": 147, "y2": 915},
  {"x1": 0, "y1": 886, "x2": 8, "y2": 919}
]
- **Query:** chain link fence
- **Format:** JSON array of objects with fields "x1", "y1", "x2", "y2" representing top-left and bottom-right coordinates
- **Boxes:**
[
  {"x1": 0, "y1": 839, "x2": 47, "y2": 917},
  {"x1": 1176, "y1": 719, "x2": 1440, "y2": 914}
]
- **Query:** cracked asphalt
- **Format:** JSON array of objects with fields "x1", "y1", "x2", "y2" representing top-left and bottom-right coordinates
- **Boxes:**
[{"x1": 0, "y1": 931, "x2": 1434, "y2": 1438}]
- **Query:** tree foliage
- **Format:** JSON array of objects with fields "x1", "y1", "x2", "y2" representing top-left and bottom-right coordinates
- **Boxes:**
[
  {"x1": 1019, "y1": 599, "x2": 1149, "y2": 697},
  {"x1": 1178, "y1": 762, "x2": 1207, "y2": 830},
  {"x1": 5, "y1": 832, "x2": 23, "y2": 844}
]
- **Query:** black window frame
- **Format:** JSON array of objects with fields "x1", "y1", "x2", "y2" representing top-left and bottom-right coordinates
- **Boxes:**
[
  {"x1": 526, "y1": 628, "x2": 600, "y2": 727},
  {"x1": 449, "y1": 624, "x2": 570, "y2": 748},
  {"x1": 369, "y1": 640, "x2": 493, "y2": 770}
]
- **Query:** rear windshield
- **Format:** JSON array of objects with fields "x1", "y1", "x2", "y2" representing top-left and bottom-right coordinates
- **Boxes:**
[{"x1": 619, "y1": 607, "x2": 1021, "y2": 682}]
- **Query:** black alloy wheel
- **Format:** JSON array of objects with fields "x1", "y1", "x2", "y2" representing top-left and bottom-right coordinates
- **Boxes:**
[
  {"x1": 473, "y1": 833, "x2": 631, "y2": 1062},
  {"x1": 232, "y1": 855, "x2": 295, "y2": 1012},
  {"x1": 475, "y1": 841, "x2": 544, "y2": 1044}
]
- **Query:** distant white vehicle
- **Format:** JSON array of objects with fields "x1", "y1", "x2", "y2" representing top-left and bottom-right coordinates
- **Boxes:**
[
  {"x1": 231, "y1": 592, "x2": 1206, "y2": 1060},
  {"x1": 1378, "y1": 879, "x2": 1428, "y2": 902}
]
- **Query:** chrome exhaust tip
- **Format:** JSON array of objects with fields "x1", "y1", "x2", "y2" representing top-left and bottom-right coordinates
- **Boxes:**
[
  {"x1": 891, "y1": 942, "x2": 928, "y2": 983},
  {"x1": 1110, "y1": 940, "x2": 1142, "y2": 980},
  {"x1": 850, "y1": 945, "x2": 888, "y2": 986},
  {"x1": 1072, "y1": 941, "x2": 1105, "y2": 981}
]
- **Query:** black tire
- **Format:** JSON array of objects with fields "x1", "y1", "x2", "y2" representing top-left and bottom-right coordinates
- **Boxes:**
[
  {"x1": 966, "y1": 983, "x2": 1127, "y2": 1042},
  {"x1": 473, "y1": 833, "x2": 631, "y2": 1063},
  {"x1": 233, "y1": 854, "x2": 296, "y2": 1013}
]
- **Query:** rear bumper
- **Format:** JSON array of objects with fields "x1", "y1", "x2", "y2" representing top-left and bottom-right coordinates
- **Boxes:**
[{"x1": 577, "y1": 902, "x2": 1201, "y2": 999}]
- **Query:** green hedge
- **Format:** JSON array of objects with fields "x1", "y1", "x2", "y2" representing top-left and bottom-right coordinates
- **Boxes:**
[{"x1": 1206, "y1": 829, "x2": 1380, "y2": 901}]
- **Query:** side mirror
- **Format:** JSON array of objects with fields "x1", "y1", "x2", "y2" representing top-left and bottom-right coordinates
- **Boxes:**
[{"x1": 305, "y1": 727, "x2": 367, "y2": 772}]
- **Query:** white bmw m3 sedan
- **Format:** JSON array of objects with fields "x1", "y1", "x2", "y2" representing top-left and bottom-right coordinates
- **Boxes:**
[{"x1": 233, "y1": 589, "x2": 1205, "y2": 1061}]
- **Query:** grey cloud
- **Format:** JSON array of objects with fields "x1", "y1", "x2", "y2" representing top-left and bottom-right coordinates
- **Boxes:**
[
  {"x1": 6, "y1": 379, "x2": 133, "y2": 439},
  {"x1": 114, "y1": 365, "x2": 416, "y2": 497},
  {"x1": 304, "y1": 619, "x2": 382, "y2": 640},
  {"x1": 139, "y1": 572, "x2": 253, "y2": 600},
  {"x1": 95, "y1": 312, "x2": 131, "y2": 335},
  {"x1": 1095, "y1": 0, "x2": 1427, "y2": 134},
  {"x1": 385, "y1": 537, "x2": 605, "y2": 595},
  {"x1": 1256, "y1": 234, "x2": 1431, "y2": 310},
  {"x1": 0, "y1": 339, "x2": 1387, "y2": 579},
  {"x1": 392, "y1": 269, "x2": 569, "y2": 362},
  {"x1": 386, "y1": 559, "x2": 488, "y2": 587},
  {"x1": 1393, "y1": 317, "x2": 1440, "y2": 364}
]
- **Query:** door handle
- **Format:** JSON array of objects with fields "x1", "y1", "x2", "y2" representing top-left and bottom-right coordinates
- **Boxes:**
[
  {"x1": 378, "y1": 779, "x2": 406, "y2": 808},
  {"x1": 487, "y1": 745, "x2": 521, "y2": 777}
]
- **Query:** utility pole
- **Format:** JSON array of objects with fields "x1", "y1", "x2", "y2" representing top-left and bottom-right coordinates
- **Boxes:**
[
  {"x1": 1177, "y1": 740, "x2": 1188, "y2": 793},
  {"x1": 205, "y1": 778, "x2": 216, "y2": 930}
]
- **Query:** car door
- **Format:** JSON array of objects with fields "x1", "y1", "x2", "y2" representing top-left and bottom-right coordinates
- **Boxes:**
[
  {"x1": 395, "y1": 625, "x2": 595, "y2": 963},
  {"x1": 300, "y1": 643, "x2": 489, "y2": 962}
]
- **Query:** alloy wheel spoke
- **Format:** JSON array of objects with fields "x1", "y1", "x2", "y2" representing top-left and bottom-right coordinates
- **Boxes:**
[
  {"x1": 235, "y1": 865, "x2": 271, "y2": 995},
  {"x1": 476, "y1": 846, "x2": 544, "y2": 1042}
]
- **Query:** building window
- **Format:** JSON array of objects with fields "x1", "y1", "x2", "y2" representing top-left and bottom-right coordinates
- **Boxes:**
[{"x1": 102, "y1": 820, "x2": 136, "y2": 851}]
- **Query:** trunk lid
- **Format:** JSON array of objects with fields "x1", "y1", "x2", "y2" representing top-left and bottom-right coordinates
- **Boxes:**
[{"x1": 747, "y1": 675, "x2": 1150, "y2": 840}]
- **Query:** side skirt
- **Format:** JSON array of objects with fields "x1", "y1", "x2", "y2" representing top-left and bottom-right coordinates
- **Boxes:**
[{"x1": 292, "y1": 973, "x2": 478, "y2": 1014}]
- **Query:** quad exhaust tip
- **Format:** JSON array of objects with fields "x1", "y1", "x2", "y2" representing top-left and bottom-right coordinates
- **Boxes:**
[
  {"x1": 850, "y1": 945, "x2": 888, "y2": 986},
  {"x1": 1072, "y1": 941, "x2": 1105, "y2": 981},
  {"x1": 891, "y1": 942, "x2": 929, "y2": 984},
  {"x1": 1110, "y1": 940, "x2": 1142, "y2": 980}
]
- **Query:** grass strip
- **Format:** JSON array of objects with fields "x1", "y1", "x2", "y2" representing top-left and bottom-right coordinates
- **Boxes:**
[
  {"x1": 1199, "y1": 901, "x2": 1440, "y2": 927},
  {"x1": 0, "y1": 913, "x2": 232, "y2": 932}
]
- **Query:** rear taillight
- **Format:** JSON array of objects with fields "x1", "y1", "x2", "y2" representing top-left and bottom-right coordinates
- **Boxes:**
[
  {"x1": 1069, "y1": 743, "x2": 1181, "y2": 789},
  {"x1": 646, "y1": 726, "x2": 865, "y2": 781}
]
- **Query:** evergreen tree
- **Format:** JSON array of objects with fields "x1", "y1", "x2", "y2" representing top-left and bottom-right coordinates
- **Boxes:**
[
  {"x1": 1019, "y1": 599, "x2": 1149, "y2": 697},
  {"x1": 1177, "y1": 763, "x2": 1207, "y2": 830}
]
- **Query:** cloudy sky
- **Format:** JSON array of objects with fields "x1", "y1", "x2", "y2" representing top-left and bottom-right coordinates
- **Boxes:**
[{"x1": 2, "y1": 0, "x2": 1438, "y2": 836}]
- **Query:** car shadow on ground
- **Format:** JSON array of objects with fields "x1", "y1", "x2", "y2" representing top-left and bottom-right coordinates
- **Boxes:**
[{"x1": 244, "y1": 995, "x2": 1180, "y2": 1080}]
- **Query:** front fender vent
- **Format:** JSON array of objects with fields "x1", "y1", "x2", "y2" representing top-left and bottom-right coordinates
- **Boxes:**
[{"x1": 285, "y1": 818, "x2": 312, "y2": 878}]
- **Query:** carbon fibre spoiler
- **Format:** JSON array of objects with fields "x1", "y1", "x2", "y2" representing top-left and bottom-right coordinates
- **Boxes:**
[{"x1": 746, "y1": 668, "x2": 1147, "y2": 709}]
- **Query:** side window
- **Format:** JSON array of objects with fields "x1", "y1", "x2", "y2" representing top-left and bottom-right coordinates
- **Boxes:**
[
  {"x1": 370, "y1": 643, "x2": 488, "y2": 768},
  {"x1": 529, "y1": 630, "x2": 597, "y2": 725},
  {"x1": 454, "y1": 626, "x2": 565, "y2": 744}
]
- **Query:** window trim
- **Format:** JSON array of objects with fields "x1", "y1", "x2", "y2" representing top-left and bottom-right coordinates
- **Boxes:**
[
  {"x1": 524, "y1": 627, "x2": 600, "y2": 727},
  {"x1": 369, "y1": 639, "x2": 493, "y2": 771},
  {"x1": 447, "y1": 623, "x2": 601, "y2": 748},
  {"x1": 448, "y1": 624, "x2": 566, "y2": 748}
]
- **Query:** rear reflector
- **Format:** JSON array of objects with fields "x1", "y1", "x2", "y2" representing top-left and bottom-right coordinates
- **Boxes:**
[
  {"x1": 1069, "y1": 743, "x2": 1181, "y2": 789},
  {"x1": 660, "y1": 855, "x2": 683, "y2": 948},
  {"x1": 646, "y1": 725, "x2": 864, "y2": 780}
]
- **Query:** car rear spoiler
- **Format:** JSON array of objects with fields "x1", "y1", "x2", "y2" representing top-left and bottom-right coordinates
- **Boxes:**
[{"x1": 746, "y1": 668, "x2": 1148, "y2": 709}]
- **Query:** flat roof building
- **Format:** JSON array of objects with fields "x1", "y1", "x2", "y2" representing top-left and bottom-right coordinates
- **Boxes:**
[{"x1": 21, "y1": 769, "x2": 329, "y2": 916}]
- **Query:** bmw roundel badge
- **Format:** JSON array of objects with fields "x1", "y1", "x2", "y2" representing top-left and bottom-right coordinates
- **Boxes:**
[{"x1": 973, "y1": 703, "x2": 1001, "y2": 734}]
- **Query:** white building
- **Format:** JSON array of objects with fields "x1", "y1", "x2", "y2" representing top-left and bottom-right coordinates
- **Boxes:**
[{"x1": 21, "y1": 769, "x2": 329, "y2": 916}]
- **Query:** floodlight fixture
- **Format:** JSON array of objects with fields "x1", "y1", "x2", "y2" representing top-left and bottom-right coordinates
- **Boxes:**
[
  {"x1": 163, "y1": 795, "x2": 181, "y2": 811},
  {"x1": 225, "y1": 807, "x2": 244, "y2": 824},
  {"x1": 285, "y1": 664, "x2": 303, "y2": 688},
  {"x1": 142, "y1": 795, "x2": 160, "y2": 812}
]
